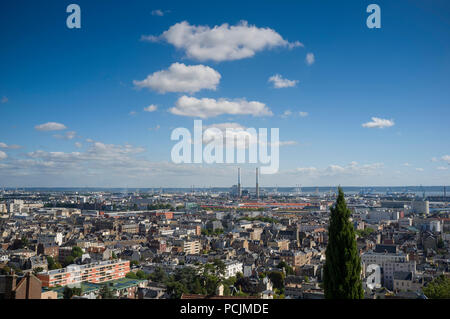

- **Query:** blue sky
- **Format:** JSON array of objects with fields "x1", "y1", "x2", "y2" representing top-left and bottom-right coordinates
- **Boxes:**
[{"x1": 0, "y1": 0, "x2": 449, "y2": 187}]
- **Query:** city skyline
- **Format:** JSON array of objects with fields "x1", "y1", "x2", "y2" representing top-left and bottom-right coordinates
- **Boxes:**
[{"x1": 1, "y1": 0, "x2": 449, "y2": 187}]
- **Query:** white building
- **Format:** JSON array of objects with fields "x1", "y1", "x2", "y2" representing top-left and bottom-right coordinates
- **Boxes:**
[
  {"x1": 429, "y1": 220, "x2": 442, "y2": 232},
  {"x1": 223, "y1": 260, "x2": 243, "y2": 279},
  {"x1": 361, "y1": 251, "x2": 416, "y2": 290}
]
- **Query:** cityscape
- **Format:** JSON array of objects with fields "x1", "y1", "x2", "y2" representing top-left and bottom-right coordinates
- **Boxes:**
[
  {"x1": 0, "y1": 0, "x2": 449, "y2": 304},
  {"x1": 0, "y1": 172, "x2": 449, "y2": 299}
]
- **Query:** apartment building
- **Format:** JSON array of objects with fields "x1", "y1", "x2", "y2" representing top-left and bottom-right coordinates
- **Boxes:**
[
  {"x1": 37, "y1": 259, "x2": 130, "y2": 287},
  {"x1": 223, "y1": 260, "x2": 243, "y2": 279},
  {"x1": 280, "y1": 250, "x2": 311, "y2": 267},
  {"x1": 361, "y1": 251, "x2": 416, "y2": 290},
  {"x1": 175, "y1": 240, "x2": 201, "y2": 255}
]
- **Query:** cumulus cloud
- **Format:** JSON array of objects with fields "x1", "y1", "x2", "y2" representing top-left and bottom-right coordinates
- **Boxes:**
[
  {"x1": 144, "y1": 105, "x2": 158, "y2": 112},
  {"x1": 133, "y1": 63, "x2": 221, "y2": 94},
  {"x1": 142, "y1": 20, "x2": 303, "y2": 62},
  {"x1": 0, "y1": 151, "x2": 7, "y2": 160},
  {"x1": 0, "y1": 142, "x2": 21, "y2": 149},
  {"x1": 170, "y1": 96, "x2": 273, "y2": 118},
  {"x1": 437, "y1": 166, "x2": 448, "y2": 171},
  {"x1": 299, "y1": 111, "x2": 308, "y2": 117},
  {"x1": 35, "y1": 122, "x2": 67, "y2": 131},
  {"x1": 202, "y1": 122, "x2": 296, "y2": 149},
  {"x1": 415, "y1": 168, "x2": 424, "y2": 172},
  {"x1": 268, "y1": 74, "x2": 298, "y2": 88},
  {"x1": 362, "y1": 117, "x2": 395, "y2": 129},
  {"x1": 306, "y1": 53, "x2": 315, "y2": 65}
]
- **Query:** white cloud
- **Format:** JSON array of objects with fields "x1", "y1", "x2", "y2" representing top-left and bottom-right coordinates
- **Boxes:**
[
  {"x1": 202, "y1": 122, "x2": 295, "y2": 149},
  {"x1": 403, "y1": 162, "x2": 411, "y2": 167},
  {"x1": 306, "y1": 53, "x2": 315, "y2": 65},
  {"x1": 74, "y1": 142, "x2": 82, "y2": 148},
  {"x1": 415, "y1": 168, "x2": 424, "y2": 172},
  {"x1": 437, "y1": 166, "x2": 448, "y2": 171},
  {"x1": 281, "y1": 110, "x2": 292, "y2": 118},
  {"x1": 291, "y1": 162, "x2": 384, "y2": 177},
  {"x1": 142, "y1": 20, "x2": 303, "y2": 62},
  {"x1": 295, "y1": 167, "x2": 318, "y2": 174},
  {"x1": 203, "y1": 123, "x2": 254, "y2": 149},
  {"x1": 53, "y1": 131, "x2": 76, "y2": 140},
  {"x1": 281, "y1": 110, "x2": 308, "y2": 118},
  {"x1": 0, "y1": 151, "x2": 7, "y2": 160},
  {"x1": 362, "y1": 117, "x2": 395, "y2": 129},
  {"x1": 0, "y1": 142, "x2": 21, "y2": 149},
  {"x1": 129, "y1": 111, "x2": 137, "y2": 116},
  {"x1": 148, "y1": 125, "x2": 161, "y2": 131},
  {"x1": 35, "y1": 122, "x2": 67, "y2": 131},
  {"x1": 268, "y1": 74, "x2": 298, "y2": 88},
  {"x1": 151, "y1": 9, "x2": 164, "y2": 16},
  {"x1": 144, "y1": 105, "x2": 158, "y2": 112},
  {"x1": 133, "y1": 63, "x2": 221, "y2": 94},
  {"x1": 170, "y1": 96, "x2": 273, "y2": 118},
  {"x1": 442, "y1": 155, "x2": 450, "y2": 163}
]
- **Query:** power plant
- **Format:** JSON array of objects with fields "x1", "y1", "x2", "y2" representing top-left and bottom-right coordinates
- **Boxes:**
[
  {"x1": 232, "y1": 167, "x2": 260, "y2": 199},
  {"x1": 256, "y1": 167, "x2": 260, "y2": 200}
]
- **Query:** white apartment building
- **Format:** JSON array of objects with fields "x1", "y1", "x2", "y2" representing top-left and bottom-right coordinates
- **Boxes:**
[
  {"x1": 223, "y1": 260, "x2": 243, "y2": 279},
  {"x1": 361, "y1": 251, "x2": 416, "y2": 290}
]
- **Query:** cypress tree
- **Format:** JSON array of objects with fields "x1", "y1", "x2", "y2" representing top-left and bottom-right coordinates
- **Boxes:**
[{"x1": 323, "y1": 187, "x2": 364, "y2": 299}]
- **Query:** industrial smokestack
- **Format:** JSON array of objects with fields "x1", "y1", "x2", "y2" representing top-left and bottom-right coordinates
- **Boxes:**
[
  {"x1": 237, "y1": 167, "x2": 241, "y2": 198},
  {"x1": 256, "y1": 167, "x2": 259, "y2": 200}
]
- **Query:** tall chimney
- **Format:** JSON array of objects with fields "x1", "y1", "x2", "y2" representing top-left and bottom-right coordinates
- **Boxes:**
[
  {"x1": 237, "y1": 168, "x2": 241, "y2": 198},
  {"x1": 256, "y1": 167, "x2": 259, "y2": 200}
]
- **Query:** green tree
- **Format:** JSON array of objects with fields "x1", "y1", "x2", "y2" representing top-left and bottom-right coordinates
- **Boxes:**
[
  {"x1": 277, "y1": 261, "x2": 295, "y2": 275},
  {"x1": 166, "y1": 281, "x2": 188, "y2": 299},
  {"x1": 46, "y1": 256, "x2": 62, "y2": 270},
  {"x1": 323, "y1": 187, "x2": 364, "y2": 299},
  {"x1": 423, "y1": 275, "x2": 450, "y2": 299},
  {"x1": 63, "y1": 256, "x2": 75, "y2": 267},
  {"x1": 136, "y1": 270, "x2": 147, "y2": 280},
  {"x1": 267, "y1": 271, "x2": 285, "y2": 290},
  {"x1": 126, "y1": 272, "x2": 138, "y2": 279},
  {"x1": 71, "y1": 246, "x2": 83, "y2": 258},
  {"x1": 98, "y1": 284, "x2": 115, "y2": 299},
  {"x1": 149, "y1": 267, "x2": 167, "y2": 283}
]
